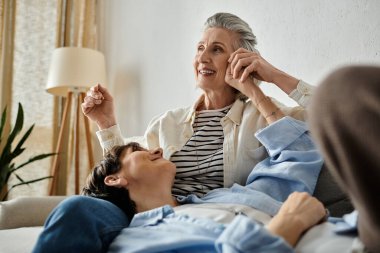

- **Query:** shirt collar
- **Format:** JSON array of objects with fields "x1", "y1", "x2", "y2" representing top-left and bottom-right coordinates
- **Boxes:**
[
  {"x1": 226, "y1": 99, "x2": 244, "y2": 125},
  {"x1": 183, "y1": 95, "x2": 245, "y2": 125},
  {"x1": 129, "y1": 205, "x2": 174, "y2": 227},
  {"x1": 183, "y1": 95, "x2": 204, "y2": 123}
]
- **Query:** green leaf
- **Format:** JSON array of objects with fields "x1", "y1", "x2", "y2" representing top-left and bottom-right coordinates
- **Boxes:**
[
  {"x1": 0, "y1": 103, "x2": 24, "y2": 164},
  {"x1": 0, "y1": 148, "x2": 26, "y2": 166},
  {"x1": 0, "y1": 163, "x2": 13, "y2": 184},
  {"x1": 13, "y1": 124, "x2": 34, "y2": 154},
  {"x1": 0, "y1": 102, "x2": 56, "y2": 197},
  {"x1": 2, "y1": 163, "x2": 15, "y2": 185},
  {"x1": 11, "y1": 153, "x2": 56, "y2": 172},
  {"x1": 0, "y1": 165, "x2": 9, "y2": 187},
  {"x1": 1, "y1": 176, "x2": 53, "y2": 201},
  {"x1": 0, "y1": 106, "x2": 7, "y2": 145},
  {"x1": 14, "y1": 173, "x2": 25, "y2": 184},
  {"x1": 8, "y1": 103, "x2": 24, "y2": 143}
]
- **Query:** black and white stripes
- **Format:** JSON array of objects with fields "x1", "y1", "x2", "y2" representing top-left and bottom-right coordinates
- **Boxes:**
[{"x1": 170, "y1": 105, "x2": 231, "y2": 197}]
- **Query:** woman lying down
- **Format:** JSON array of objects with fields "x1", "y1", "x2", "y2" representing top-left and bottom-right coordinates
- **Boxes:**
[{"x1": 32, "y1": 116, "x2": 325, "y2": 253}]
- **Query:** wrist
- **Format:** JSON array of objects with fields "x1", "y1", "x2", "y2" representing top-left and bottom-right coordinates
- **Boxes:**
[
  {"x1": 96, "y1": 118, "x2": 117, "y2": 130},
  {"x1": 272, "y1": 71, "x2": 299, "y2": 94},
  {"x1": 255, "y1": 97, "x2": 285, "y2": 124},
  {"x1": 246, "y1": 84, "x2": 266, "y2": 103},
  {"x1": 267, "y1": 214, "x2": 305, "y2": 246}
]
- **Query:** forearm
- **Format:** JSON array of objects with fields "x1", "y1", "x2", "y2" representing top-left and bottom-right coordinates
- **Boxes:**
[
  {"x1": 246, "y1": 85, "x2": 285, "y2": 124},
  {"x1": 272, "y1": 70, "x2": 300, "y2": 95},
  {"x1": 255, "y1": 96, "x2": 285, "y2": 124}
]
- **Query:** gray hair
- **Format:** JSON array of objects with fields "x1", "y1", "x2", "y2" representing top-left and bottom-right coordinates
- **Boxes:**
[{"x1": 204, "y1": 12, "x2": 257, "y2": 52}]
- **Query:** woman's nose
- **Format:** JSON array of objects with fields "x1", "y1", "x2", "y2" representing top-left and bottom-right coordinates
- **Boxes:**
[{"x1": 198, "y1": 50, "x2": 210, "y2": 63}]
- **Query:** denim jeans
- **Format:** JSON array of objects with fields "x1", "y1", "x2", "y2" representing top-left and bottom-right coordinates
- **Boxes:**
[{"x1": 32, "y1": 195, "x2": 129, "y2": 253}]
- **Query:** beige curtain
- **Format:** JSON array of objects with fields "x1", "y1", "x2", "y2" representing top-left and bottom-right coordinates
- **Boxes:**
[
  {"x1": 1, "y1": 0, "x2": 99, "y2": 198},
  {"x1": 51, "y1": 0, "x2": 98, "y2": 195},
  {"x1": 0, "y1": 0, "x2": 16, "y2": 200},
  {"x1": 0, "y1": 0, "x2": 16, "y2": 132}
]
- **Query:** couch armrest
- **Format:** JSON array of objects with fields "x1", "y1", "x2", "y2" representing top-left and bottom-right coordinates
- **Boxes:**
[{"x1": 0, "y1": 196, "x2": 66, "y2": 229}]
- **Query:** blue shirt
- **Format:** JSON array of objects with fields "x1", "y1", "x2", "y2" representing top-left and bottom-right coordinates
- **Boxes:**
[
  {"x1": 177, "y1": 116, "x2": 323, "y2": 216},
  {"x1": 108, "y1": 117, "x2": 323, "y2": 253},
  {"x1": 109, "y1": 205, "x2": 293, "y2": 253}
]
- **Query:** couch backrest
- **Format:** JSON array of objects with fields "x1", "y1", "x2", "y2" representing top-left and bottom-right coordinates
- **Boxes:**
[
  {"x1": 313, "y1": 164, "x2": 354, "y2": 217},
  {"x1": 0, "y1": 196, "x2": 66, "y2": 229}
]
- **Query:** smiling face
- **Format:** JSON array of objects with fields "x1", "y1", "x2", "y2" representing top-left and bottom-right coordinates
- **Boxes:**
[
  {"x1": 193, "y1": 27, "x2": 238, "y2": 92},
  {"x1": 116, "y1": 144, "x2": 176, "y2": 189}
]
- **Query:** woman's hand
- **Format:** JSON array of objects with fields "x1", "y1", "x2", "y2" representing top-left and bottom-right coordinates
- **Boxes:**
[
  {"x1": 267, "y1": 192, "x2": 326, "y2": 246},
  {"x1": 225, "y1": 61, "x2": 263, "y2": 100},
  {"x1": 81, "y1": 84, "x2": 117, "y2": 129},
  {"x1": 277, "y1": 192, "x2": 326, "y2": 230},
  {"x1": 226, "y1": 63, "x2": 285, "y2": 124},
  {"x1": 228, "y1": 48, "x2": 299, "y2": 94}
]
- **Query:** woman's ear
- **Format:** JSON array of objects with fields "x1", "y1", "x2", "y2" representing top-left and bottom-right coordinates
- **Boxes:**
[{"x1": 104, "y1": 175, "x2": 128, "y2": 188}]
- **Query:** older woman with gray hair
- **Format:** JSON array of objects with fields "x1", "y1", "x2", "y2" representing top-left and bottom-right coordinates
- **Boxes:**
[{"x1": 82, "y1": 12, "x2": 313, "y2": 197}]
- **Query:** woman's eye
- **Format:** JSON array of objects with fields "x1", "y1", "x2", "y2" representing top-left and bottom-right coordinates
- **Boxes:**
[
  {"x1": 214, "y1": 47, "x2": 223, "y2": 53},
  {"x1": 197, "y1": 46, "x2": 204, "y2": 52}
]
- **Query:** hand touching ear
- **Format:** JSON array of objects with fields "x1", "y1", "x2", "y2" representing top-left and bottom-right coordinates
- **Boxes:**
[
  {"x1": 225, "y1": 62, "x2": 263, "y2": 101},
  {"x1": 228, "y1": 48, "x2": 278, "y2": 83},
  {"x1": 227, "y1": 48, "x2": 300, "y2": 95}
]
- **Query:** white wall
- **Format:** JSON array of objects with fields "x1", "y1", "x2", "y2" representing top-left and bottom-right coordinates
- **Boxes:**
[{"x1": 98, "y1": 0, "x2": 380, "y2": 137}]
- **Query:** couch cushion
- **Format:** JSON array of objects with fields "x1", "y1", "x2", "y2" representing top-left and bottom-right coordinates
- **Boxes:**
[{"x1": 0, "y1": 227, "x2": 42, "y2": 253}]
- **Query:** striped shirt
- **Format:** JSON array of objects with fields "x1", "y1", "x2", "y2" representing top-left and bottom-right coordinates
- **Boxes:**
[{"x1": 170, "y1": 105, "x2": 232, "y2": 197}]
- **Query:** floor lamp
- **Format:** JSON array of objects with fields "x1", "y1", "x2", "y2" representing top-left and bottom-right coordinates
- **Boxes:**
[{"x1": 46, "y1": 47, "x2": 107, "y2": 195}]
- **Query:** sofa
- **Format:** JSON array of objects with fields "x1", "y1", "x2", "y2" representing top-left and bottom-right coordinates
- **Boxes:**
[
  {"x1": 0, "y1": 196, "x2": 66, "y2": 253},
  {"x1": 0, "y1": 165, "x2": 355, "y2": 253}
]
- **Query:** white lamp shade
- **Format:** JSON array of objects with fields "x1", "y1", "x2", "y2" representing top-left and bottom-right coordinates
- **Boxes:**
[{"x1": 46, "y1": 47, "x2": 107, "y2": 97}]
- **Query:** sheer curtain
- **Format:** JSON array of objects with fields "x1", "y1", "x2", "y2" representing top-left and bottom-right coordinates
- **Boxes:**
[{"x1": 0, "y1": 0, "x2": 99, "y2": 199}]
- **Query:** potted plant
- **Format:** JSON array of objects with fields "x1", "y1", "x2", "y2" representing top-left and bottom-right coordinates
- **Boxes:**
[{"x1": 0, "y1": 103, "x2": 55, "y2": 201}]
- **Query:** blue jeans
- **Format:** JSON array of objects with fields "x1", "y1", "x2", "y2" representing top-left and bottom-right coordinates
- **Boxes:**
[{"x1": 32, "y1": 195, "x2": 129, "y2": 253}]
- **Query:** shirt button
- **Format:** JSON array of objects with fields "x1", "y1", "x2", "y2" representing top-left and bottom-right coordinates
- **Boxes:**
[{"x1": 300, "y1": 86, "x2": 309, "y2": 93}]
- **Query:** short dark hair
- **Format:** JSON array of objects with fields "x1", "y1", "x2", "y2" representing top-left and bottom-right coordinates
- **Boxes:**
[{"x1": 82, "y1": 143, "x2": 141, "y2": 221}]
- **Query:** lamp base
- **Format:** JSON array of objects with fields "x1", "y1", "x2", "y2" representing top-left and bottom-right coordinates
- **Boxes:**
[{"x1": 49, "y1": 91, "x2": 94, "y2": 195}]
